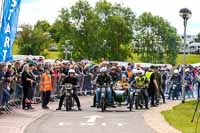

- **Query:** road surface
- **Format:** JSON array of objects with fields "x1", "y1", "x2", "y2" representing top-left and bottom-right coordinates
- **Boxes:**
[{"x1": 25, "y1": 96, "x2": 155, "y2": 133}]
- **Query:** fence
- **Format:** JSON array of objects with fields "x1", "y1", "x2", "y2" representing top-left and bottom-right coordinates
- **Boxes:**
[{"x1": 0, "y1": 73, "x2": 95, "y2": 113}]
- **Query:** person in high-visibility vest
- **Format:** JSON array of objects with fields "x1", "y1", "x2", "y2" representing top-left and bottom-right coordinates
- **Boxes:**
[
  {"x1": 40, "y1": 67, "x2": 52, "y2": 109},
  {"x1": 145, "y1": 68, "x2": 153, "y2": 83},
  {"x1": 135, "y1": 69, "x2": 149, "y2": 109}
]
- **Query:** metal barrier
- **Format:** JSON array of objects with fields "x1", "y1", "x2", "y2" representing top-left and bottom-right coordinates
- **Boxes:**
[
  {"x1": 0, "y1": 80, "x2": 3, "y2": 111},
  {"x1": 0, "y1": 73, "x2": 95, "y2": 114}
]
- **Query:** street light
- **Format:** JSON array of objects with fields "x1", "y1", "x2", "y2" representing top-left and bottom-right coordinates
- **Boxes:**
[{"x1": 179, "y1": 8, "x2": 192, "y2": 103}]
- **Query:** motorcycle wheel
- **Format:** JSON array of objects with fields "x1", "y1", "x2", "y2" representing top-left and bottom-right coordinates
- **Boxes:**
[
  {"x1": 172, "y1": 90, "x2": 175, "y2": 100},
  {"x1": 65, "y1": 96, "x2": 72, "y2": 111},
  {"x1": 100, "y1": 97, "x2": 106, "y2": 112},
  {"x1": 129, "y1": 95, "x2": 133, "y2": 111},
  {"x1": 135, "y1": 96, "x2": 139, "y2": 110}
]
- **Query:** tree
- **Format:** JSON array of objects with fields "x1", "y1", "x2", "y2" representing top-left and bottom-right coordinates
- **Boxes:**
[
  {"x1": 50, "y1": 0, "x2": 136, "y2": 61},
  {"x1": 134, "y1": 12, "x2": 180, "y2": 64},
  {"x1": 70, "y1": 0, "x2": 101, "y2": 60},
  {"x1": 16, "y1": 21, "x2": 52, "y2": 55},
  {"x1": 195, "y1": 32, "x2": 200, "y2": 42},
  {"x1": 95, "y1": 0, "x2": 136, "y2": 60}
]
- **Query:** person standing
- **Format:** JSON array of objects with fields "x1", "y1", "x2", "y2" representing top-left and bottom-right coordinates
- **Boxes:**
[
  {"x1": 149, "y1": 66, "x2": 159, "y2": 107},
  {"x1": 0, "y1": 64, "x2": 6, "y2": 109},
  {"x1": 40, "y1": 67, "x2": 52, "y2": 109},
  {"x1": 155, "y1": 67, "x2": 165, "y2": 104},
  {"x1": 21, "y1": 64, "x2": 34, "y2": 110}
]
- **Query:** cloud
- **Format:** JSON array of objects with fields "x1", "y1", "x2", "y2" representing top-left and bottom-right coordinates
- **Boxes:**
[{"x1": 18, "y1": 0, "x2": 200, "y2": 35}]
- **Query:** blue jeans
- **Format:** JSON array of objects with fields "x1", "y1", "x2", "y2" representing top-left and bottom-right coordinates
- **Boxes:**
[
  {"x1": 96, "y1": 87, "x2": 112, "y2": 104},
  {"x1": 16, "y1": 84, "x2": 23, "y2": 99},
  {"x1": 2, "y1": 88, "x2": 10, "y2": 105}
]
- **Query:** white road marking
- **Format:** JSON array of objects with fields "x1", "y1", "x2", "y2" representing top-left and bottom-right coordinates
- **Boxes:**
[
  {"x1": 59, "y1": 122, "x2": 64, "y2": 126},
  {"x1": 101, "y1": 122, "x2": 106, "y2": 127},
  {"x1": 117, "y1": 123, "x2": 128, "y2": 127},
  {"x1": 83, "y1": 115, "x2": 104, "y2": 123},
  {"x1": 80, "y1": 123, "x2": 95, "y2": 126},
  {"x1": 58, "y1": 122, "x2": 72, "y2": 126}
]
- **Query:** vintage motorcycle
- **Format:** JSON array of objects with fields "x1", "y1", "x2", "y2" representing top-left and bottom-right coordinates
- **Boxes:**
[
  {"x1": 169, "y1": 81, "x2": 180, "y2": 100},
  {"x1": 62, "y1": 83, "x2": 75, "y2": 111},
  {"x1": 97, "y1": 82, "x2": 134, "y2": 112}
]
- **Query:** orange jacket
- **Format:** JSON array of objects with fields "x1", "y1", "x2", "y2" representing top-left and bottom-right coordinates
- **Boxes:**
[
  {"x1": 40, "y1": 73, "x2": 52, "y2": 91},
  {"x1": 127, "y1": 71, "x2": 133, "y2": 78}
]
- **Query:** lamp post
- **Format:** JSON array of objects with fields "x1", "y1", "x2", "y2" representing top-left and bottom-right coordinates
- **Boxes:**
[
  {"x1": 179, "y1": 8, "x2": 192, "y2": 103},
  {"x1": 62, "y1": 40, "x2": 70, "y2": 60}
]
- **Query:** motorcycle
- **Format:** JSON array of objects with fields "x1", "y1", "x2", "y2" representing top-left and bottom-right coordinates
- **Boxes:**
[
  {"x1": 97, "y1": 83, "x2": 109, "y2": 112},
  {"x1": 97, "y1": 82, "x2": 134, "y2": 112},
  {"x1": 62, "y1": 83, "x2": 75, "y2": 111},
  {"x1": 134, "y1": 87, "x2": 144, "y2": 110},
  {"x1": 169, "y1": 81, "x2": 179, "y2": 100}
]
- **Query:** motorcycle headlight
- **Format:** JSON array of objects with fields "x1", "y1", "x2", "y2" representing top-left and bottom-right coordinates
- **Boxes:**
[
  {"x1": 173, "y1": 85, "x2": 176, "y2": 87},
  {"x1": 101, "y1": 88, "x2": 106, "y2": 92}
]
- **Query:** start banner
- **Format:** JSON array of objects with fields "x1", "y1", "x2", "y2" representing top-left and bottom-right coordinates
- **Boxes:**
[{"x1": 0, "y1": 0, "x2": 21, "y2": 62}]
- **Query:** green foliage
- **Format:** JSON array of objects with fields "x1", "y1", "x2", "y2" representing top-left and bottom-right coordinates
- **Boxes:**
[
  {"x1": 162, "y1": 101, "x2": 198, "y2": 133},
  {"x1": 176, "y1": 54, "x2": 200, "y2": 64},
  {"x1": 15, "y1": 20, "x2": 52, "y2": 56},
  {"x1": 14, "y1": 0, "x2": 182, "y2": 62},
  {"x1": 49, "y1": 0, "x2": 135, "y2": 61},
  {"x1": 195, "y1": 32, "x2": 200, "y2": 42},
  {"x1": 134, "y1": 12, "x2": 180, "y2": 64}
]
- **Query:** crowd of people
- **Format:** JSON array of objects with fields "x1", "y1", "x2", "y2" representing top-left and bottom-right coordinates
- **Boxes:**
[{"x1": 0, "y1": 57, "x2": 200, "y2": 113}]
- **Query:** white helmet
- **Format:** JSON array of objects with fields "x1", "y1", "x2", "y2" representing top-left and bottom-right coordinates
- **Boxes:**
[
  {"x1": 174, "y1": 69, "x2": 179, "y2": 74},
  {"x1": 137, "y1": 70, "x2": 145, "y2": 75},
  {"x1": 100, "y1": 67, "x2": 107, "y2": 73},
  {"x1": 132, "y1": 69, "x2": 138, "y2": 74},
  {"x1": 69, "y1": 69, "x2": 75, "y2": 73}
]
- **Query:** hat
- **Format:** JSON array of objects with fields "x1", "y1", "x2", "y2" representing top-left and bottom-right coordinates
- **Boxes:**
[
  {"x1": 185, "y1": 68, "x2": 190, "y2": 72},
  {"x1": 29, "y1": 63, "x2": 34, "y2": 67},
  {"x1": 111, "y1": 66, "x2": 116, "y2": 70},
  {"x1": 174, "y1": 69, "x2": 179, "y2": 74}
]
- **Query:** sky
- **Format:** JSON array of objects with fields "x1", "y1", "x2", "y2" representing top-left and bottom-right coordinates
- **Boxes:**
[{"x1": 16, "y1": 0, "x2": 200, "y2": 35}]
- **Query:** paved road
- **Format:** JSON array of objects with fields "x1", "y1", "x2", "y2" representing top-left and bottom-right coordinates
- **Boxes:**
[{"x1": 25, "y1": 96, "x2": 155, "y2": 133}]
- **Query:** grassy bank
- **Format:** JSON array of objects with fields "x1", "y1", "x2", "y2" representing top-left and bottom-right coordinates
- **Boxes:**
[
  {"x1": 176, "y1": 54, "x2": 200, "y2": 64},
  {"x1": 129, "y1": 53, "x2": 200, "y2": 64},
  {"x1": 13, "y1": 45, "x2": 199, "y2": 63},
  {"x1": 162, "y1": 100, "x2": 199, "y2": 133}
]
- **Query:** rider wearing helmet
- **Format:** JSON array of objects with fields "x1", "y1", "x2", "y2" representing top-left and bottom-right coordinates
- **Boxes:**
[
  {"x1": 168, "y1": 69, "x2": 182, "y2": 99},
  {"x1": 56, "y1": 69, "x2": 82, "y2": 111},
  {"x1": 135, "y1": 69, "x2": 149, "y2": 109},
  {"x1": 95, "y1": 67, "x2": 112, "y2": 106}
]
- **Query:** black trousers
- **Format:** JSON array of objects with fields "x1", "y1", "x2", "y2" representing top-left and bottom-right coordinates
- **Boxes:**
[
  {"x1": 92, "y1": 94, "x2": 96, "y2": 106},
  {"x1": 150, "y1": 90, "x2": 159, "y2": 105},
  {"x1": 41, "y1": 91, "x2": 51, "y2": 108},
  {"x1": 160, "y1": 89, "x2": 165, "y2": 103},
  {"x1": 58, "y1": 92, "x2": 81, "y2": 109},
  {"x1": 22, "y1": 86, "x2": 32, "y2": 109}
]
